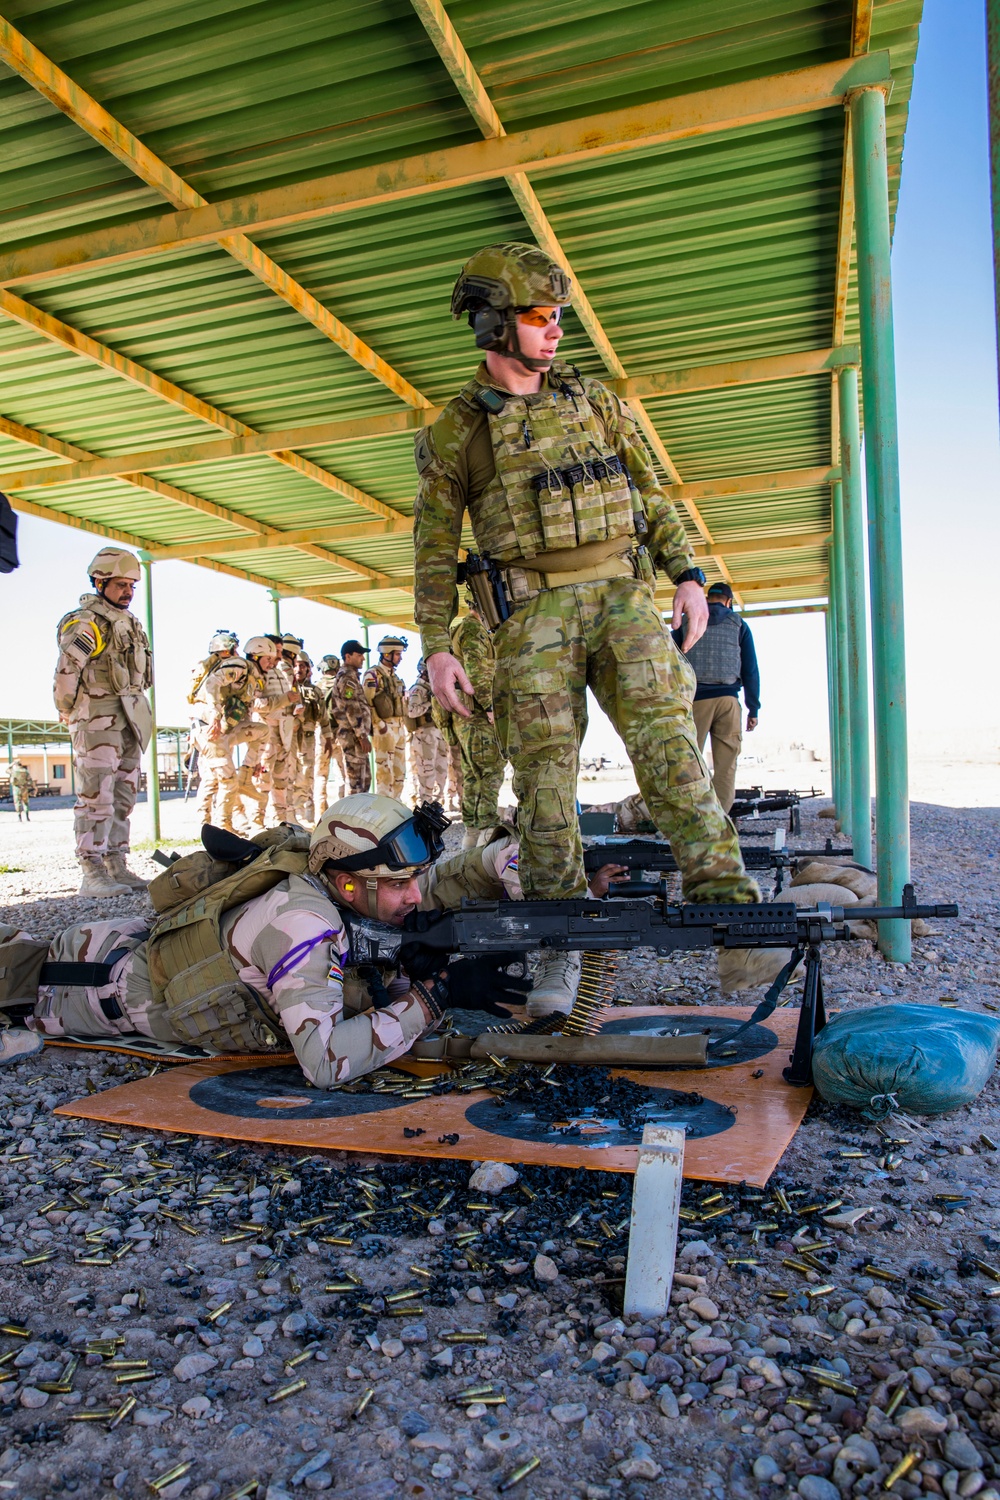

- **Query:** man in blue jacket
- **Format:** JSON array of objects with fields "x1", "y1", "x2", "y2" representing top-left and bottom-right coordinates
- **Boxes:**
[{"x1": 675, "y1": 583, "x2": 760, "y2": 814}]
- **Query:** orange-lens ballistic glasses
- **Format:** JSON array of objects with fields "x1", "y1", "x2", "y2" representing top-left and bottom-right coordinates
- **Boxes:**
[{"x1": 515, "y1": 306, "x2": 563, "y2": 328}]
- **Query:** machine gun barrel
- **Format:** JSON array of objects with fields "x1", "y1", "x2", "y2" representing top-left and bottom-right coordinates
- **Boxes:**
[{"x1": 582, "y1": 840, "x2": 853, "y2": 875}]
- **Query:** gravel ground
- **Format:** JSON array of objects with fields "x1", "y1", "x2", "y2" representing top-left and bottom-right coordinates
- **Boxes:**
[{"x1": 0, "y1": 796, "x2": 999, "y2": 1500}]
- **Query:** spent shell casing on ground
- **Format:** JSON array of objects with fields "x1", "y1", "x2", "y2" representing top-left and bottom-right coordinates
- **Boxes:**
[
  {"x1": 266, "y1": 1378, "x2": 308, "y2": 1404},
  {"x1": 149, "y1": 1461, "x2": 192, "y2": 1491},
  {"x1": 499, "y1": 1457, "x2": 541, "y2": 1491},
  {"x1": 352, "y1": 1387, "x2": 374, "y2": 1418},
  {"x1": 108, "y1": 1395, "x2": 137, "y2": 1429}
]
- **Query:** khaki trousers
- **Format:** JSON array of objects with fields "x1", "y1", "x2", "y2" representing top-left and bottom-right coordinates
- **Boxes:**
[{"x1": 692, "y1": 695, "x2": 742, "y2": 815}]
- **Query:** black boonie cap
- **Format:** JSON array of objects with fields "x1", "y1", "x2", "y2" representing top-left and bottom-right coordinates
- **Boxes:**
[{"x1": 341, "y1": 639, "x2": 369, "y2": 655}]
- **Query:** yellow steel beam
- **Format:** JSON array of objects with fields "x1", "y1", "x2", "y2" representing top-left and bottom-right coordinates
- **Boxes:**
[
  {"x1": 665, "y1": 466, "x2": 839, "y2": 505},
  {"x1": 0, "y1": 412, "x2": 90, "y2": 462},
  {"x1": 0, "y1": 347, "x2": 854, "y2": 493},
  {"x1": 0, "y1": 15, "x2": 430, "y2": 410},
  {"x1": 691, "y1": 530, "x2": 831, "y2": 559},
  {"x1": 144, "y1": 517, "x2": 414, "y2": 563},
  {"x1": 0, "y1": 54, "x2": 894, "y2": 288},
  {"x1": 313, "y1": 575, "x2": 416, "y2": 597}
]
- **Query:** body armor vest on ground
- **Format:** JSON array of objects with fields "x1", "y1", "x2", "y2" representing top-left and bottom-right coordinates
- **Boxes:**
[
  {"x1": 683, "y1": 609, "x2": 742, "y2": 685},
  {"x1": 460, "y1": 367, "x2": 636, "y2": 562}
]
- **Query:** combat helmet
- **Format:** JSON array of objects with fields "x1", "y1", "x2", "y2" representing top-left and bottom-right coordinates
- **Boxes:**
[
  {"x1": 451, "y1": 242, "x2": 572, "y2": 370},
  {"x1": 319, "y1": 654, "x2": 340, "y2": 673},
  {"x1": 377, "y1": 635, "x2": 407, "y2": 658},
  {"x1": 209, "y1": 628, "x2": 239, "y2": 654},
  {"x1": 308, "y1": 795, "x2": 449, "y2": 917},
  {"x1": 88, "y1": 547, "x2": 141, "y2": 582},
  {"x1": 244, "y1": 635, "x2": 277, "y2": 660}
]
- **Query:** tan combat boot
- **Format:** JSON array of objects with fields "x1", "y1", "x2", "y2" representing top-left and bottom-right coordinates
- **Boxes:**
[
  {"x1": 78, "y1": 856, "x2": 130, "y2": 897},
  {"x1": 526, "y1": 950, "x2": 583, "y2": 1019},
  {"x1": 461, "y1": 827, "x2": 479, "y2": 850},
  {"x1": 0, "y1": 1029, "x2": 44, "y2": 1066},
  {"x1": 103, "y1": 851, "x2": 149, "y2": 890}
]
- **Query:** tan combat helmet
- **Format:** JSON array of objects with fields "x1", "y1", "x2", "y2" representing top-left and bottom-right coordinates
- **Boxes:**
[
  {"x1": 209, "y1": 628, "x2": 239, "y2": 654},
  {"x1": 308, "y1": 794, "x2": 449, "y2": 917},
  {"x1": 244, "y1": 635, "x2": 277, "y2": 661},
  {"x1": 377, "y1": 634, "x2": 407, "y2": 659},
  {"x1": 88, "y1": 546, "x2": 141, "y2": 582},
  {"x1": 451, "y1": 242, "x2": 572, "y2": 370}
]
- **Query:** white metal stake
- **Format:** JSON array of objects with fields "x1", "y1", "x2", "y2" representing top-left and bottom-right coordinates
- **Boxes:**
[{"x1": 622, "y1": 1124, "x2": 685, "y2": 1320}]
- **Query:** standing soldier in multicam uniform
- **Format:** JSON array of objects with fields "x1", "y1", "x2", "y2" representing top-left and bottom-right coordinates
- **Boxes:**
[
  {"x1": 291, "y1": 652, "x2": 330, "y2": 827},
  {"x1": 10, "y1": 761, "x2": 34, "y2": 823},
  {"x1": 449, "y1": 602, "x2": 506, "y2": 849},
  {"x1": 405, "y1": 659, "x2": 449, "y2": 807},
  {"x1": 53, "y1": 547, "x2": 153, "y2": 897},
  {"x1": 314, "y1": 654, "x2": 347, "y2": 816},
  {"x1": 329, "y1": 640, "x2": 373, "y2": 795},
  {"x1": 363, "y1": 636, "x2": 409, "y2": 800},
  {"x1": 414, "y1": 242, "x2": 758, "y2": 927}
]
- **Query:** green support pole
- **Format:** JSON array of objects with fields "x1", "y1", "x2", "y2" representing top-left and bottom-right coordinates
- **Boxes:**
[
  {"x1": 174, "y1": 731, "x2": 182, "y2": 794},
  {"x1": 988, "y1": 0, "x2": 1000, "y2": 408},
  {"x1": 268, "y1": 589, "x2": 282, "y2": 635},
  {"x1": 831, "y1": 482, "x2": 852, "y2": 831},
  {"x1": 837, "y1": 365, "x2": 872, "y2": 865},
  {"x1": 69, "y1": 740, "x2": 75, "y2": 796},
  {"x1": 138, "y1": 552, "x2": 161, "y2": 845},
  {"x1": 824, "y1": 604, "x2": 840, "y2": 811},
  {"x1": 849, "y1": 85, "x2": 910, "y2": 962}
]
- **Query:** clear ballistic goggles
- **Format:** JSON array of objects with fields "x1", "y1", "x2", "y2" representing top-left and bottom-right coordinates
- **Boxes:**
[{"x1": 515, "y1": 305, "x2": 563, "y2": 328}]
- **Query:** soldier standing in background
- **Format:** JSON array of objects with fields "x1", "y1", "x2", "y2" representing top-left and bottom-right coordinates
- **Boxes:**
[
  {"x1": 676, "y1": 581, "x2": 760, "y2": 815},
  {"x1": 363, "y1": 635, "x2": 408, "y2": 799},
  {"x1": 292, "y1": 652, "x2": 330, "y2": 826},
  {"x1": 53, "y1": 547, "x2": 153, "y2": 896},
  {"x1": 10, "y1": 761, "x2": 34, "y2": 823},
  {"x1": 264, "y1": 634, "x2": 303, "y2": 824},
  {"x1": 414, "y1": 242, "x2": 757, "y2": 923},
  {"x1": 329, "y1": 640, "x2": 373, "y2": 795},
  {"x1": 406, "y1": 658, "x2": 449, "y2": 806},
  {"x1": 431, "y1": 697, "x2": 463, "y2": 815},
  {"x1": 187, "y1": 629, "x2": 240, "y2": 829},
  {"x1": 449, "y1": 603, "x2": 506, "y2": 848},
  {"x1": 315, "y1": 654, "x2": 347, "y2": 815},
  {"x1": 231, "y1": 636, "x2": 284, "y2": 833}
]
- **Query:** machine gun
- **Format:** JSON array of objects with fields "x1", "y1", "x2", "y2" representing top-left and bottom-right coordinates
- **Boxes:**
[
  {"x1": 403, "y1": 885, "x2": 957, "y2": 1087},
  {"x1": 583, "y1": 836, "x2": 854, "y2": 895},
  {"x1": 730, "y1": 786, "x2": 823, "y2": 833}
]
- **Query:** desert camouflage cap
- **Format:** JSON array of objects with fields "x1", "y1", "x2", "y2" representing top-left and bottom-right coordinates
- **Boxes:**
[
  {"x1": 308, "y1": 793, "x2": 432, "y2": 880},
  {"x1": 244, "y1": 635, "x2": 276, "y2": 658},
  {"x1": 377, "y1": 635, "x2": 407, "y2": 655},
  {"x1": 88, "y1": 546, "x2": 141, "y2": 582},
  {"x1": 451, "y1": 242, "x2": 572, "y2": 319}
]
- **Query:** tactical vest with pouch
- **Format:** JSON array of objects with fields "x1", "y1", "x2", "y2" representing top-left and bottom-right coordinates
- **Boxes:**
[
  {"x1": 462, "y1": 367, "x2": 637, "y2": 564},
  {"x1": 405, "y1": 677, "x2": 434, "y2": 729},
  {"x1": 683, "y1": 609, "x2": 742, "y2": 685},
  {"x1": 145, "y1": 828, "x2": 311, "y2": 1052},
  {"x1": 370, "y1": 664, "x2": 405, "y2": 720}
]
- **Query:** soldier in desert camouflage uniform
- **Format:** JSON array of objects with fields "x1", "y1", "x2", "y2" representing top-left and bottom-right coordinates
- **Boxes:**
[
  {"x1": 431, "y1": 697, "x2": 463, "y2": 814},
  {"x1": 53, "y1": 547, "x2": 153, "y2": 896},
  {"x1": 10, "y1": 762, "x2": 34, "y2": 822},
  {"x1": 414, "y1": 242, "x2": 758, "y2": 939},
  {"x1": 262, "y1": 634, "x2": 303, "y2": 824},
  {"x1": 187, "y1": 629, "x2": 248, "y2": 831},
  {"x1": 314, "y1": 654, "x2": 347, "y2": 815},
  {"x1": 363, "y1": 636, "x2": 409, "y2": 800},
  {"x1": 229, "y1": 636, "x2": 283, "y2": 833},
  {"x1": 449, "y1": 604, "x2": 506, "y2": 848},
  {"x1": 405, "y1": 659, "x2": 449, "y2": 806},
  {"x1": 291, "y1": 652, "x2": 330, "y2": 826},
  {"x1": 0, "y1": 797, "x2": 530, "y2": 1082},
  {"x1": 329, "y1": 640, "x2": 373, "y2": 795}
]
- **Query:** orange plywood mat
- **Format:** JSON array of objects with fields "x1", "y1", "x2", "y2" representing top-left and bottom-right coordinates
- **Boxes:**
[{"x1": 55, "y1": 1007, "x2": 811, "y2": 1186}]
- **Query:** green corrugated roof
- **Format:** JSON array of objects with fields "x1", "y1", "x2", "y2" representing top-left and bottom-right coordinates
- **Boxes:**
[{"x1": 0, "y1": 0, "x2": 922, "y2": 621}]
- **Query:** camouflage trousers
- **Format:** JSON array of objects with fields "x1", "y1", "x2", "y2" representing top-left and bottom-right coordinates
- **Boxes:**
[
  {"x1": 447, "y1": 742, "x2": 463, "y2": 813},
  {"x1": 409, "y1": 726, "x2": 449, "y2": 805},
  {"x1": 316, "y1": 738, "x2": 347, "y2": 817},
  {"x1": 69, "y1": 703, "x2": 142, "y2": 857},
  {"x1": 195, "y1": 732, "x2": 239, "y2": 829},
  {"x1": 454, "y1": 714, "x2": 505, "y2": 830},
  {"x1": 265, "y1": 729, "x2": 297, "y2": 823},
  {"x1": 338, "y1": 732, "x2": 371, "y2": 795},
  {"x1": 228, "y1": 728, "x2": 270, "y2": 833},
  {"x1": 373, "y1": 719, "x2": 407, "y2": 800},
  {"x1": 12, "y1": 787, "x2": 30, "y2": 818},
  {"x1": 0, "y1": 917, "x2": 155, "y2": 1039},
  {"x1": 294, "y1": 734, "x2": 317, "y2": 826},
  {"x1": 491, "y1": 577, "x2": 758, "y2": 903}
]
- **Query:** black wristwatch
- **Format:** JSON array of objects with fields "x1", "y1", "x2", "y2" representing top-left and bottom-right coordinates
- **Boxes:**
[{"x1": 673, "y1": 567, "x2": 707, "y2": 587}]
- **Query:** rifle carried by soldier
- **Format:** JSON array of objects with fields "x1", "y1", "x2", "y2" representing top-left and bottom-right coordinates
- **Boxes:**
[{"x1": 401, "y1": 885, "x2": 958, "y2": 1086}]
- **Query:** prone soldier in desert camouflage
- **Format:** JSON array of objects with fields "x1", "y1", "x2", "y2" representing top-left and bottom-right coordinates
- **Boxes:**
[
  {"x1": 413, "y1": 243, "x2": 757, "y2": 1012},
  {"x1": 362, "y1": 636, "x2": 408, "y2": 799},
  {"x1": 328, "y1": 641, "x2": 373, "y2": 795},
  {"x1": 53, "y1": 547, "x2": 153, "y2": 896}
]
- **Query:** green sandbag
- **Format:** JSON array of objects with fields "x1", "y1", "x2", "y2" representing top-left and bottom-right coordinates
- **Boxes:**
[{"x1": 812, "y1": 1003, "x2": 1000, "y2": 1116}]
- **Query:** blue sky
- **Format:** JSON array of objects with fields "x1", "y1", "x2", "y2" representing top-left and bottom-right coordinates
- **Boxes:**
[{"x1": 5, "y1": 0, "x2": 998, "y2": 765}]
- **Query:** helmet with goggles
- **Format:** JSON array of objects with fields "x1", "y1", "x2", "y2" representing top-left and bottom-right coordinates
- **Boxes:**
[
  {"x1": 308, "y1": 795, "x2": 449, "y2": 882},
  {"x1": 209, "y1": 628, "x2": 239, "y2": 654},
  {"x1": 451, "y1": 242, "x2": 572, "y2": 371}
]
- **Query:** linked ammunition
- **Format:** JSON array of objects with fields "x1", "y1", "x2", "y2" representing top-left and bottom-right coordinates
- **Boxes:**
[{"x1": 267, "y1": 1378, "x2": 307, "y2": 1404}]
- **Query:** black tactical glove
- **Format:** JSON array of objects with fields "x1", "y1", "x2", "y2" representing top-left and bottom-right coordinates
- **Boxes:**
[
  {"x1": 397, "y1": 939, "x2": 445, "y2": 983},
  {"x1": 443, "y1": 953, "x2": 534, "y2": 1017}
]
